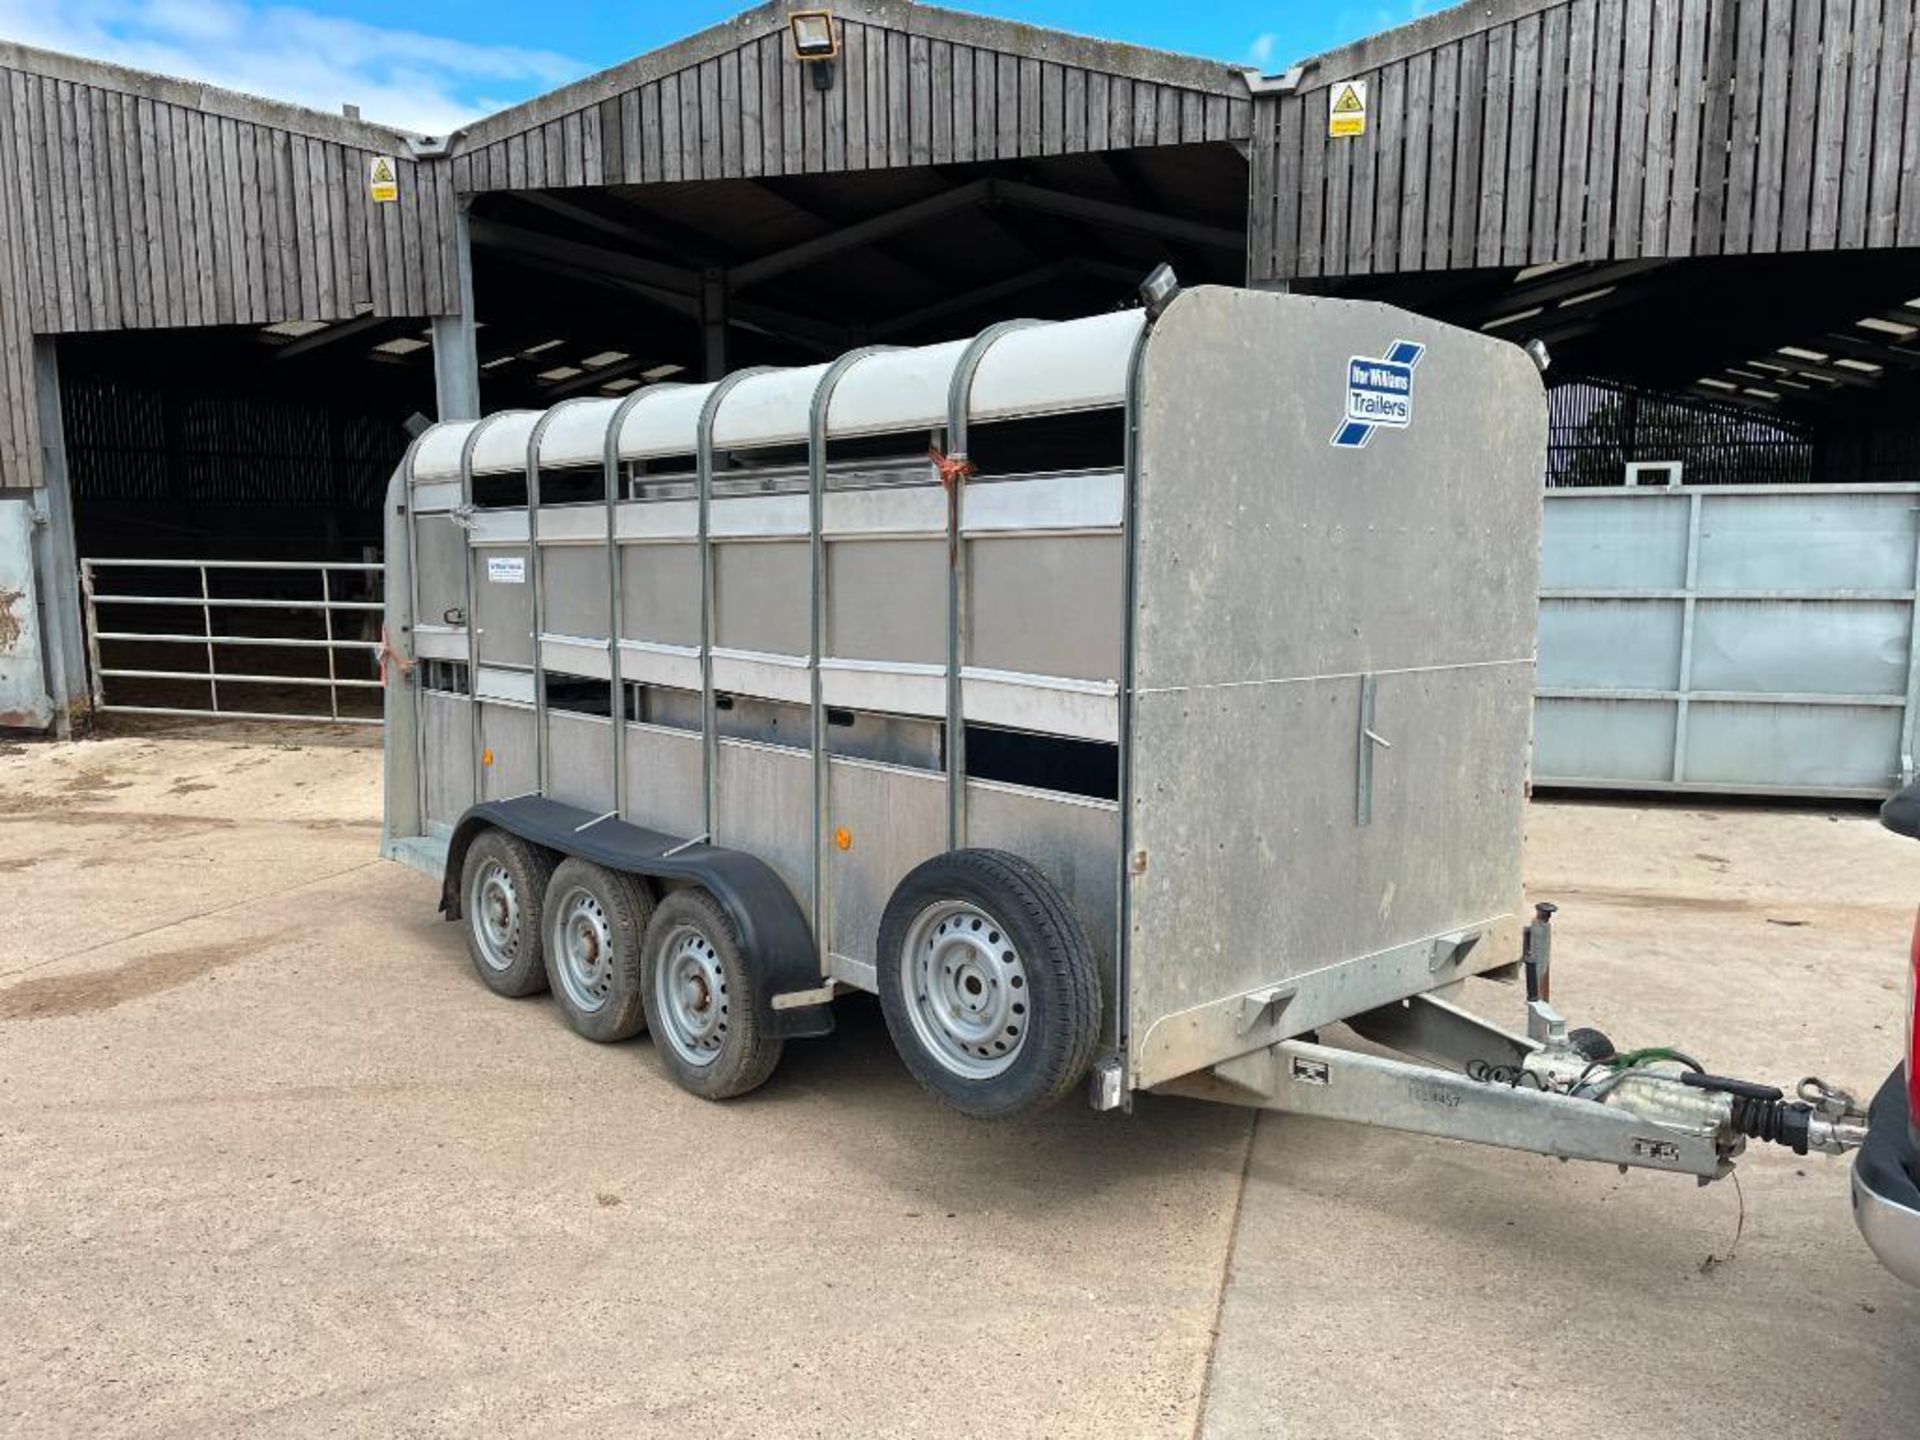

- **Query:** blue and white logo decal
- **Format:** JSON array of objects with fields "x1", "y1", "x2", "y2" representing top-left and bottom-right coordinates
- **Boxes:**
[{"x1": 1331, "y1": 339, "x2": 1425, "y2": 449}]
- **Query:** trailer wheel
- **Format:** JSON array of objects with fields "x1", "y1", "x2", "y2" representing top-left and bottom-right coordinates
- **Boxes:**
[
  {"x1": 460, "y1": 828, "x2": 555, "y2": 998},
  {"x1": 876, "y1": 849, "x2": 1101, "y2": 1119},
  {"x1": 543, "y1": 859, "x2": 653, "y2": 1042},
  {"x1": 639, "y1": 888, "x2": 783, "y2": 1099}
]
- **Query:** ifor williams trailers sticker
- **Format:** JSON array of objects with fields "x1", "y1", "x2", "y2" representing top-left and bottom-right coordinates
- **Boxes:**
[{"x1": 1331, "y1": 339, "x2": 1425, "y2": 449}]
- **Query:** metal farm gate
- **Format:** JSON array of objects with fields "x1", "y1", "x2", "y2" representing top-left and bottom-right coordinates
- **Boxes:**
[{"x1": 1535, "y1": 484, "x2": 1920, "y2": 799}]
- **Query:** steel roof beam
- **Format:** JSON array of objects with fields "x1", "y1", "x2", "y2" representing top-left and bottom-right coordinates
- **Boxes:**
[
  {"x1": 468, "y1": 216, "x2": 703, "y2": 296},
  {"x1": 728, "y1": 179, "x2": 996, "y2": 289},
  {"x1": 989, "y1": 179, "x2": 1246, "y2": 252},
  {"x1": 267, "y1": 312, "x2": 397, "y2": 361}
]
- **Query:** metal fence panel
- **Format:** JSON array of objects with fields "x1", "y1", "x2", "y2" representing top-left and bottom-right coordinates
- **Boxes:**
[
  {"x1": 1536, "y1": 484, "x2": 1920, "y2": 798},
  {"x1": 81, "y1": 557, "x2": 384, "y2": 725}
]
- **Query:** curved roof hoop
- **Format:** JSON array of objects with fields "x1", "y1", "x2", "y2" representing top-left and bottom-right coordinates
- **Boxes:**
[{"x1": 940, "y1": 318, "x2": 1053, "y2": 849}]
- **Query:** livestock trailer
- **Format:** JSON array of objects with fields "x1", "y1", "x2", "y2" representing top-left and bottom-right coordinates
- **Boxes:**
[{"x1": 381, "y1": 280, "x2": 1868, "y2": 1180}]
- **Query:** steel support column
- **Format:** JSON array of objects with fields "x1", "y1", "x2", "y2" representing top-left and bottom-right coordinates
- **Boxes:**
[
  {"x1": 32, "y1": 338, "x2": 84, "y2": 737},
  {"x1": 431, "y1": 200, "x2": 482, "y2": 421},
  {"x1": 701, "y1": 268, "x2": 729, "y2": 380}
]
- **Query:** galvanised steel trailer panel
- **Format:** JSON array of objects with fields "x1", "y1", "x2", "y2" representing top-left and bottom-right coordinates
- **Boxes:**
[
  {"x1": 1123, "y1": 290, "x2": 1545, "y2": 1089},
  {"x1": 386, "y1": 286, "x2": 1547, "y2": 1099}
]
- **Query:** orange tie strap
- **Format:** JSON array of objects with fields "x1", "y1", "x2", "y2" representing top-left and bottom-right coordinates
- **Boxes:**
[
  {"x1": 929, "y1": 446, "x2": 976, "y2": 490},
  {"x1": 378, "y1": 624, "x2": 417, "y2": 687}
]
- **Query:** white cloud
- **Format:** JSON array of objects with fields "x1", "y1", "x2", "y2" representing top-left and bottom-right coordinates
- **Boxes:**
[
  {"x1": 0, "y1": 0, "x2": 585, "y2": 134},
  {"x1": 1247, "y1": 33, "x2": 1277, "y2": 70}
]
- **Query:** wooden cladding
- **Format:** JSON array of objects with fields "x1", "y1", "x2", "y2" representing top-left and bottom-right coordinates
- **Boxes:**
[
  {"x1": 451, "y1": 18, "x2": 1250, "y2": 193},
  {"x1": 1250, "y1": 0, "x2": 1920, "y2": 281},
  {"x1": 0, "y1": 67, "x2": 459, "y2": 336}
]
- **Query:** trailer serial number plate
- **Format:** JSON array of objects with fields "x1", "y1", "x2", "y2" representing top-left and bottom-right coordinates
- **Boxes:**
[{"x1": 1290, "y1": 1057, "x2": 1331, "y2": 1086}]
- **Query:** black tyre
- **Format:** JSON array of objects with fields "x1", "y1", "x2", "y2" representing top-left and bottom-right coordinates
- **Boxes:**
[
  {"x1": 542, "y1": 859, "x2": 654, "y2": 1042},
  {"x1": 460, "y1": 828, "x2": 556, "y2": 998},
  {"x1": 638, "y1": 888, "x2": 783, "y2": 1099},
  {"x1": 876, "y1": 848, "x2": 1101, "y2": 1119}
]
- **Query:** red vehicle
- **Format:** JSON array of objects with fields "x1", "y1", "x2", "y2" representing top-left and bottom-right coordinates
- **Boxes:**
[{"x1": 1853, "y1": 784, "x2": 1920, "y2": 1286}]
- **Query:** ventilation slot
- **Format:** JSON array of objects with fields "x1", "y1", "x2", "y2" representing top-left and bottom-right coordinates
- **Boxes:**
[
  {"x1": 965, "y1": 725, "x2": 1117, "y2": 802},
  {"x1": 536, "y1": 463, "x2": 605, "y2": 506},
  {"x1": 967, "y1": 407, "x2": 1125, "y2": 478},
  {"x1": 421, "y1": 659, "x2": 469, "y2": 695},
  {"x1": 545, "y1": 673, "x2": 613, "y2": 717}
]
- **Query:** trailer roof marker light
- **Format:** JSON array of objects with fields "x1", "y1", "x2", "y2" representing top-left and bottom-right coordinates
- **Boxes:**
[
  {"x1": 1138, "y1": 263, "x2": 1181, "y2": 320},
  {"x1": 834, "y1": 826, "x2": 853, "y2": 851}
]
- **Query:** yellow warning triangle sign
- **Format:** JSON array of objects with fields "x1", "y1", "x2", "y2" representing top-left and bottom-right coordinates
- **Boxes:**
[
  {"x1": 371, "y1": 157, "x2": 395, "y2": 183},
  {"x1": 1332, "y1": 84, "x2": 1364, "y2": 114}
]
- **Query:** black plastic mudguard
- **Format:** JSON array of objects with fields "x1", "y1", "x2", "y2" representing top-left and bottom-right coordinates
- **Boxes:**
[{"x1": 441, "y1": 796, "x2": 833, "y2": 1040}]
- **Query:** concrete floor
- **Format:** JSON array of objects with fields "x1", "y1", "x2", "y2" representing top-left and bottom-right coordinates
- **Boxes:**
[{"x1": 1, "y1": 726, "x2": 1916, "y2": 1438}]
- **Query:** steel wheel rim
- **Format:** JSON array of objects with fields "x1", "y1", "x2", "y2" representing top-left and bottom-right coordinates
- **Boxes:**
[
  {"x1": 469, "y1": 860, "x2": 521, "y2": 971},
  {"x1": 551, "y1": 885, "x2": 615, "y2": 1013},
  {"x1": 655, "y1": 924, "x2": 727, "y2": 1068},
  {"x1": 899, "y1": 900, "x2": 1028, "y2": 1080}
]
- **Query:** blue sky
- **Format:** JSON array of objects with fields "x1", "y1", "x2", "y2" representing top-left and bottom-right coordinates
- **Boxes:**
[{"x1": 0, "y1": 1, "x2": 1443, "y2": 133}]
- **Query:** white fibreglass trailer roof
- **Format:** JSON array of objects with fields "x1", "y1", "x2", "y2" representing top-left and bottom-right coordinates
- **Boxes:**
[{"x1": 410, "y1": 308, "x2": 1146, "y2": 481}]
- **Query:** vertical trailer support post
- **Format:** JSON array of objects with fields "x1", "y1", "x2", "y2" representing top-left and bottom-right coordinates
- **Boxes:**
[
  {"x1": 807, "y1": 347, "x2": 899, "y2": 965},
  {"x1": 526, "y1": 398, "x2": 599, "y2": 794},
  {"x1": 1522, "y1": 901, "x2": 1564, "y2": 1045},
  {"x1": 457, "y1": 414, "x2": 517, "y2": 800},
  {"x1": 695, "y1": 369, "x2": 776, "y2": 839},
  {"x1": 395, "y1": 434, "x2": 432, "y2": 837},
  {"x1": 1109, "y1": 312, "x2": 1161, "y2": 1091},
  {"x1": 382, "y1": 460, "x2": 424, "y2": 847},
  {"x1": 940, "y1": 319, "x2": 1047, "y2": 849},
  {"x1": 601, "y1": 385, "x2": 685, "y2": 814}
]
